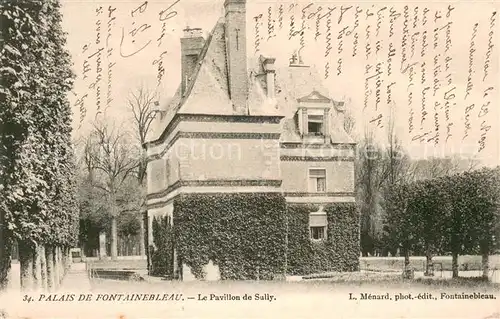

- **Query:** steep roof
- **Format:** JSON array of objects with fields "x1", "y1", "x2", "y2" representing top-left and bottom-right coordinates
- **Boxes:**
[
  {"x1": 272, "y1": 65, "x2": 354, "y2": 144},
  {"x1": 148, "y1": 19, "x2": 354, "y2": 145}
]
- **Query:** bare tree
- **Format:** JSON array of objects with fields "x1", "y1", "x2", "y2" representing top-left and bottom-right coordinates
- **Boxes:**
[
  {"x1": 127, "y1": 85, "x2": 159, "y2": 183},
  {"x1": 412, "y1": 155, "x2": 480, "y2": 181},
  {"x1": 83, "y1": 120, "x2": 140, "y2": 260},
  {"x1": 126, "y1": 85, "x2": 160, "y2": 257}
]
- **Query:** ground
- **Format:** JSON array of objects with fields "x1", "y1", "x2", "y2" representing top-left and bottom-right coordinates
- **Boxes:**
[{"x1": 1, "y1": 256, "x2": 499, "y2": 318}]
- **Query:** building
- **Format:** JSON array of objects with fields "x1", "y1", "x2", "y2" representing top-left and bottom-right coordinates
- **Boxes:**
[{"x1": 145, "y1": 0, "x2": 358, "y2": 280}]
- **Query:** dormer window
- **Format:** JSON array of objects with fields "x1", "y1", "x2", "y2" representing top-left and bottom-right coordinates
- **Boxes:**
[
  {"x1": 307, "y1": 115, "x2": 324, "y2": 136},
  {"x1": 296, "y1": 91, "x2": 332, "y2": 139}
]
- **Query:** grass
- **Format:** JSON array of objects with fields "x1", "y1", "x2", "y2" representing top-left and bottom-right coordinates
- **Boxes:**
[{"x1": 360, "y1": 255, "x2": 500, "y2": 272}]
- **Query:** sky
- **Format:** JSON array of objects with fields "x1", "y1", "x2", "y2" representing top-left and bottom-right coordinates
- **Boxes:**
[{"x1": 61, "y1": 0, "x2": 500, "y2": 167}]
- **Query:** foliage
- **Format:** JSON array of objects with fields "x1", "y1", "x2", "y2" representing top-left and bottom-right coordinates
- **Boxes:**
[
  {"x1": 286, "y1": 203, "x2": 359, "y2": 275},
  {"x1": 356, "y1": 113, "x2": 415, "y2": 256},
  {"x1": 151, "y1": 215, "x2": 174, "y2": 277},
  {"x1": 173, "y1": 193, "x2": 287, "y2": 280},
  {"x1": 0, "y1": 0, "x2": 78, "y2": 249},
  {"x1": 75, "y1": 120, "x2": 141, "y2": 257},
  {"x1": 384, "y1": 167, "x2": 500, "y2": 271},
  {"x1": 410, "y1": 178, "x2": 451, "y2": 256}
]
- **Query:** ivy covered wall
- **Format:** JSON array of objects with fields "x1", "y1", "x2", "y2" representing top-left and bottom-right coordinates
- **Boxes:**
[
  {"x1": 151, "y1": 215, "x2": 175, "y2": 278},
  {"x1": 173, "y1": 193, "x2": 287, "y2": 280},
  {"x1": 166, "y1": 193, "x2": 359, "y2": 279},
  {"x1": 286, "y1": 202, "x2": 360, "y2": 275}
]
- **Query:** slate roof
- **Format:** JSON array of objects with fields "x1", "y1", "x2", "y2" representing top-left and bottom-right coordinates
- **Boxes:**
[{"x1": 148, "y1": 17, "x2": 354, "y2": 145}]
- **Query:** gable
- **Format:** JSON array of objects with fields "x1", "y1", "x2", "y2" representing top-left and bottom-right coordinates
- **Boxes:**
[{"x1": 297, "y1": 91, "x2": 331, "y2": 103}]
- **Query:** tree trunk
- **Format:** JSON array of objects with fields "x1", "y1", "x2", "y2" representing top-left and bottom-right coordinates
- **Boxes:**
[
  {"x1": 45, "y1": 245, "x2": 55, "y2": 291},
  {"x1": 64, "y1": 247, "x2": 70, "y2": 274},
  {"x1": 99, "y1": 232, "x2": 107, "y2": 259},
  {"x1": 452, "y1": 251, "x2": 459, "y2": 278},
  {"x1": 56, "y1": 247, "x2": 63, "y2": 284},
  {"x1": 19, "y1": 241, "x2": 34, "y2": 291},
  {"x1": 481, "y1": 251, "x2": 489, "y2": 280},
  {"x1": 425, "y1": 245, "x2": 434, "y2": 276},
  {"x1": 32, "y1": 245, "x2": 42, "y2": 290},
  {"x1": 40, "y1": 246, "x2": 47, "y2": 290},
  {"x1": 61, "y1": 246, "x2": 66, "y2": 275},
  {"x1": 404, "y1": 247, "x2": 410, "y2": 270},
  {"x1": 111, "y1": 216, "x2": 118, "y2": 260},
  {"x1": 402, "y1": 246, "x2": 414, "y2": 279},
  {"x1": 0, "y1": 216, "x2": 11, "y2": 290},
  {"x1": 53, "y1": 246, "x2": 60, "y2": 288},
  {"x1": 139, "y1": 216, "x2": 146, "y2": 256}
]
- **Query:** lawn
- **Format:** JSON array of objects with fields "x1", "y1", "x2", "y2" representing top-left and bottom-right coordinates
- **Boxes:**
[{"x1": 359, "y1": 255, "x2": 500, "y2": 272}]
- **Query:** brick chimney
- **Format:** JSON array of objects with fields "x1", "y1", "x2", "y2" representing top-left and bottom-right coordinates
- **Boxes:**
[
  {"x1": 260, "y1": 55, "x2": 276, "y2": 98},
  {"x1": 181, "y1": 27, "x2": 205, "y2": 95},
  {"x1": 224, "y1": 0, "x2": 248, "y2": 115}
]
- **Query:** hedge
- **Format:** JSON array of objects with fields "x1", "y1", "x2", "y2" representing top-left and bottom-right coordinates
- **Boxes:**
[
  {"x1": 173, "y1": 193, "x2": 287, "y2": 280},
  {"x1": 151, "y1": 215, "x2": 174, "y2": 278},
  {"x1": 286, "y1": 203, "x2": 359, "y2": 275}
]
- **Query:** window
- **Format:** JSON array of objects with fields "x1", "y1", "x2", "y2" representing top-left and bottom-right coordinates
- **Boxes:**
[
  {"x1": 307, "y1": 115, "x2": 324, "y2": 135},
  {"x1": 310, "y1": 226, "x2": 326, "y2": 240},
  {"x1": 309, "y1": 212, "x2": 327, "y2": 241},
  {"x1": 309, "y1": 168, "x2": 326, "y2": 192}
]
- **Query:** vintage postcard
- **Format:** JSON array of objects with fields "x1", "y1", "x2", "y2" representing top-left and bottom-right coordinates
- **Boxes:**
[{"x1": 0, "y1": 0, "x2": 499, "y2": 318}]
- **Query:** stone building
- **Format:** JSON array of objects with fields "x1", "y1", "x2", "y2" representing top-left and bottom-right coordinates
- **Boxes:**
[{"x1": 145, "y1": 0, "x2": 358, "y2": 280}]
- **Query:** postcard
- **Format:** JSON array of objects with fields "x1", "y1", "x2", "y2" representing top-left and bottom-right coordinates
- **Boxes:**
[{"x1": 0, "y1": 0, "x2": 499, "y2": 318}]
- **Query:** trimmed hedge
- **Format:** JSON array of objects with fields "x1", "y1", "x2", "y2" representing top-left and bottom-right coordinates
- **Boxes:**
[
  {"x1": 286, "y1": 203, "x2": 359, "y2": 275},
  {"x1": 151, "y1": 215, "x2": 174, "y2": 278},
  {"x1": 173, "y1": 193, "x2": 287, "y2": 280}
]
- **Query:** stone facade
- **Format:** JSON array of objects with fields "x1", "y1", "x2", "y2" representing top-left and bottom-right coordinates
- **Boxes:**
[{"x1": 145, "y1": 0, "x2": 357, "y2": 279}]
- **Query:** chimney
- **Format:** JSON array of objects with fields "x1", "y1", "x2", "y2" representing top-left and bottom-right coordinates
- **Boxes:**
[
  {"x1": 260, "y1": 55, "x2": 276, "y2": 98},
  {"x1": 181, "y1": 27, "x2": 205, "y2": 95},
  {"x1": 333, "y1": 100, "x2": 346, "y2": 132},
  {"x1": 224, "y1": 0, "x2": 248, "y2": 115}
]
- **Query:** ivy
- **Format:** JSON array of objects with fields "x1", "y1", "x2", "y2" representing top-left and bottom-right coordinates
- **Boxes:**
[
  {"x1": 173, "y1": 193, "x2": 287, "y2": 280},
  {"x1": 151, "y1": 215, "x2": 174, "y2": 278},
  {"x1": 286, "y1": 203, "x2": 359, "y2": 275},
  {"x1": 170, "y1": 195, "x2": 359, "y2": 279}
]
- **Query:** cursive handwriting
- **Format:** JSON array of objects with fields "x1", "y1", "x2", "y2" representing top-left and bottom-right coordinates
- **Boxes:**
[
  {"x1": 321, "y1": 7, "x2": 335, "y2": 78},
  {"x1": 120, "y1": 1, "x2": 152, "y2": 58},
  {"x1": 483, "y1": 12, "x2": 496, "y2": 82},
  {"x1": 254, "y1": 14, "x2": 264, "y2": 54},
  {"x1": 464, "y1": 23, "x2": 478, "y2": 100},
  {"x1": 152, "y1": 51, "x2": 168, "y2": 88},
  {"x1": 106, "y1": 6, "x2": 116, "y2": 111},
  {"x1": 267, "y1": 6, "x2": 277, "y2": 41}
]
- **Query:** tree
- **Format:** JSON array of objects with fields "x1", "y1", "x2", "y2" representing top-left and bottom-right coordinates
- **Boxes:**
[
  {"x1": 126, "y1": 84, "x2": 159, "y2": 184},
  {"x1": 0, "y1": 0, "x2": 78, "y2": 290},
  {"x1": 460, "y1": 168, "x2": 500, "y2": 279},
  {"x1": 410, "y1": 178, "x2": 451, "y2": 275},
  {"x1": 126, "y1": 85, "x2": 160, "y2": 257},
  {"x1": 81, "y1": 120, "x2": 140, "y2": 260},
  {"x1": 356, "y1": 107, "x2": 413, "y2": 256},
  {"x1": 412, "y1": 155, "x2": 479, "y2": 181},
  {"x1": 356, "y1": 130, "x2": 385, "y2": 256},
  {"x1": 384, "y1": 182, "x2": 417, "y2": 275}
]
